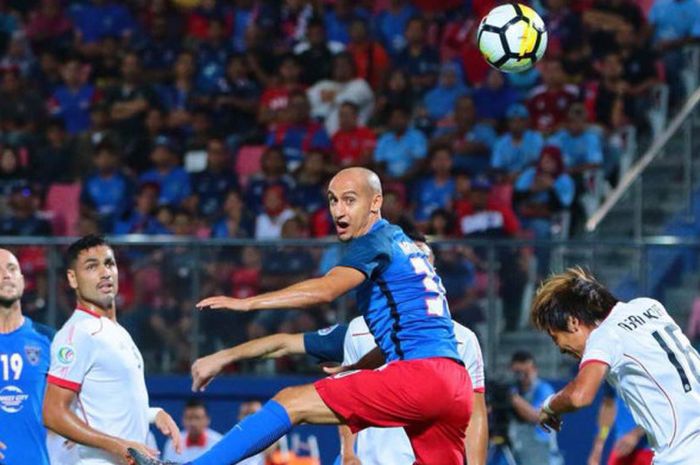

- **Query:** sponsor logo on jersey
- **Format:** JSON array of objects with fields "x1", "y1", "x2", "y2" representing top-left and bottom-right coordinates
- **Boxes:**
[
  {"x1": 57, "y1": 345, "x2": 76, "y2": 365},
  {"x1": 24, "y1": 345, "x2": 41, "y2": 366},
  {"x1": 0, "y1": 385, "x2": 29, "y2": 413},
  {"x1": 318, "y1": 324, "x2": 339, "y2": 336}
]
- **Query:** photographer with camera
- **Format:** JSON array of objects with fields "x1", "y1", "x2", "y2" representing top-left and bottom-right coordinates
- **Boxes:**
[{"x1": 508, "y1": 351, "x2": 564, "y2": 465}]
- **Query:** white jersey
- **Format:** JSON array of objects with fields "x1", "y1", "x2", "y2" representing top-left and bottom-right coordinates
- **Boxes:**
[
  {"x1": 47, "y1": 307, "x2": 150, "y2": 465},
  {"x1": 580, "y1": 298, "x2": 700, "y2": 465},
  {"x1": 343, "y1": 316, "x2": 485, "y2": 465},
  {"x1": 162, "y1": 428, "x2": 223, "y2": 462}
]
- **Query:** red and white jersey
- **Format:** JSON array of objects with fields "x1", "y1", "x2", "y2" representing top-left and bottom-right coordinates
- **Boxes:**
[
  {"x1": 581, "y1": 298, "x2": 700, "y2": 465},
  {"x1": 47, "y1": 306, "x2": 150, "y2": 464},
  {"x1": 343, "y1": 316, "x2": 484, "y2": 465}
]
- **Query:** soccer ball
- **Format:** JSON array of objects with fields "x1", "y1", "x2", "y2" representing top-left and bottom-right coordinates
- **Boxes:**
[{"x1": 477, "y1": 3, "x2": 548, "y2": 73}]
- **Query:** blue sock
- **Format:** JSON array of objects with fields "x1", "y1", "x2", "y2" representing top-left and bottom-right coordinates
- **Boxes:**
[{"x1": 191, "y1": 400, "x2": 292, "y2": 465}]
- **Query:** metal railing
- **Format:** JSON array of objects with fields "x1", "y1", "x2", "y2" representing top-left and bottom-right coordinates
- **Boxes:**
[
  {"x1": 6, "y1": 235, "x2": 700, "y2": 378},
  {"x1": 586, "y1": 85, "x2": 700, "y2": 235}
]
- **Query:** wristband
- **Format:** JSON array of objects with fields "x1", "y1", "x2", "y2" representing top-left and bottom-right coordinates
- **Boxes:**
[
  {"x1": 148, "y1": 407, "x2": 163, "y2": 424},
  {"x1": 598, "y1": 426, "x2": 610, "y2": 441},
  {"x1": 542, "y1": 394, "x2": 556, "y2": 415}
]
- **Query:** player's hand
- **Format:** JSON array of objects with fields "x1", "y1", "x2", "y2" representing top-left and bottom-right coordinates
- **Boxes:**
[
  {"x1": 196, "y1": 296, "x2": 251, "y2": 312},
  {"x1": 112, "y1": 439, "x2": 157, "y2": 465},
  {"x1": 191, "y1": 352, "x2": 226, "y2": 392},
  {"x1": 613, "y1": 430, "x2": 640, "y2": 457},
  {"x1": 322, "y1": 363, "x2": 353, "y2": 375},
  {"x1": 154, "y1": 410, "x2": 183, "y2": 454},
  {"x1": 538, "y1": 409, "x2": 562, "y2": 432},
  {"x1": 0, "y1": 440, "x2": 6, "y2": 460}
]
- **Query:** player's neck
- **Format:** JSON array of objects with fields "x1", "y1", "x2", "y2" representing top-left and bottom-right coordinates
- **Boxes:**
[
  {"x1": 0, "y1": 305, "x2": 23, "y2": 333},
  {"x1": 76, "y1": 299, "x2": 117, "y2": 321}
]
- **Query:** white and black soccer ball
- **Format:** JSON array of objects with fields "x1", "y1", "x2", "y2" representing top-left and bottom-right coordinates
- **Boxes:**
[{"x1": 477, "y1": 3, "x2": 548, "y2": 73}]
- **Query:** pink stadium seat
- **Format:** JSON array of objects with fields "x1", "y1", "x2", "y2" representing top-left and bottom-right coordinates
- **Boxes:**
[
  {"x1": 235, "y1": 145, "x2": 265, "y2": 188},
  {"x1": 45, "y1": 182, "x2": 81, "y2": 236}
]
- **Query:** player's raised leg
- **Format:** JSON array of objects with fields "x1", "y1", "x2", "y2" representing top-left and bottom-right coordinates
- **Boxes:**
[{"x1": 129, "y1": 383, "x2": 342, "y2": 465}]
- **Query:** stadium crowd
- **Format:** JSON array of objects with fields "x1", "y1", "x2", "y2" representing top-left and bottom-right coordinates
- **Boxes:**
[{"x1": 0, "y1": 0, "x2": 696, "y2": 372}]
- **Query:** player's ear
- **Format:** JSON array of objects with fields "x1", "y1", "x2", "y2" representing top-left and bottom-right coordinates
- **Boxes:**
[
  {"x1": 66, "y1": 269, "x2": 78, "y2": 290},
  {"x1": 567, "y1": 316, "x2": 580, "y2": 333},
  {"x1": 371, "y1": 193, "x2": 383, "y2": 214}
]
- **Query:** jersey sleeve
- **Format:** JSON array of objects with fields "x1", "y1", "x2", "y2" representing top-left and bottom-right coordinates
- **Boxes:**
[
  {"x1": 48, "y1": 325, "x2": 96, "y2": 392},
  {"x1": 580, "y1": 325, "x2": 622, "y2": 370},
  {"x1": 336, "y1": 232, "x2": 391, "y2": 279},
  {"x1": 457, "y1": 327, "x2": 485, "y2": 393},
  {"x1": 302, "y1": 324, "x2": 348, "y2": 363}
]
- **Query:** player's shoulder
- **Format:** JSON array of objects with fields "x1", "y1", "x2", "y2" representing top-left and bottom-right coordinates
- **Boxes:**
[
  {"x1": 28, "y1": 319, "x2": 57, "y2": 344},
  {"x1": 53, "y1": 312, "x2": 103, "y2": 344}
]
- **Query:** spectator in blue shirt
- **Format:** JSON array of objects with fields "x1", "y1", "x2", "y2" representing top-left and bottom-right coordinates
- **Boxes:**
[
  {"x1": 413, "y1": 145, "x2": 456, "y2": 223},
  {"x1": 423, "y1": 62, "x2": 470, "y2": 122},
  {"x1": 473, "y1": 69, "x2": 519, "y2": 124},
  {"x1": 374, "y1": 104, "x2": 428, "y2": 181},
  {"x1": 509, "y1": 351, "x2": 564, "y2": 465},
  {"x1": 80, "y1": 141, "x2": 133, "y2": 232},
  {"x1": 265, "y1": 91, "x2": 331, "y2": 171},
  {"x1": 211, "y1": 54, "x2": 260, "y2": 144},
  {"x1": 548, "y1": 103, "x2": 603, "y2": 175},
  {"x1": 491, "y1": 104, "x2": 545, "y2": 181},
  {"x1": 70, "y1": 0, "x2": 135, "y2": 53},
  {"x1": 48, "y1": 56, "x2": 99, "y2": 134},
  {"x1": 514, "y1": 145, "x2": 575, "y2": 275},
  {"x1": 210, "y1": 190, "x2": 254, "y2": 238},
  {"x1": 114, "y1": 182, "x2": 170, "y2": 235},
  {"x1": 323, "y1": 0, "x2": 369, "y2": 45},
  {"x1": 139, "y1": 135, "x2": 192, "y2": 207},
  {"x1": 649, "y1": 0, "x2": 700, "y2": 104},
  {"x1": 374, "y1": 0, "x2": 417, "y2": 56},
  {"x1": 0, "y1": 185, "x2": 52, "y2": 236},
  {"x1": 190, "y1": 138, "x2": 239, "y2": 221},
  {"x1": 395, "y1": 17, "x2": 440, "y2": 95},
  {"x1": 246, "y1": 146, "x2": 296, "y2": 215},
  {"x1": 197, "y1": 18, "x2": 235, "y2": 94},
  {"x1": 433, "y1": 95, "x2": 498, "y2": 175}
]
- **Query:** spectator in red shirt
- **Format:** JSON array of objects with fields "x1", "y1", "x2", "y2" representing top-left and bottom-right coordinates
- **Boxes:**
[
  {"x1": 526, "y1": 59, "x2": 580, "y2": 135},
  {"x1": 455, "y1": 176, "x2": 520, "y2": 238},
  {"x1": 331, "y1": 101, "x2": 376, "y2": 168},
  {"x1": 346, "y1": 18, "x2": 390, "y2": 89},
  {"x1": 258, "y1": 54, "x2": 304, "y2": 128}
]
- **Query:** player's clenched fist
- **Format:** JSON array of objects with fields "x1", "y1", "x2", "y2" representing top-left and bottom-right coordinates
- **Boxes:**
[
  {"x1": 191, "y1": 352, "x2": 227, "y2": 392},
  {"x1": 196, "y1": 296, "x2": 251, "y2": 311}
]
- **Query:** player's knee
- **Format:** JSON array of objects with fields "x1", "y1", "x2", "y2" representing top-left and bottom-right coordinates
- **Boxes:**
[{"x1": 272, "y1": 385, "x2": 314, "y2": 424}]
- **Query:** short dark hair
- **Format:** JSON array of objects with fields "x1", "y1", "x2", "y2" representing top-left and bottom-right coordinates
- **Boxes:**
[
  {"x1": 185, "y1": 397, "x2": 207, "y2": 411},
  {"x1": 66, "y1": 235, "x2": 111, "y2": 268},
  {"x1": 531, "y1": 267, "x2": 618, "y2": 332},
  {"x1": 511, "y1": 350, "x2": 534, "y2": 364},
  {"x1": 340, "y1": 100, "x2": 359, "y2": 114}
]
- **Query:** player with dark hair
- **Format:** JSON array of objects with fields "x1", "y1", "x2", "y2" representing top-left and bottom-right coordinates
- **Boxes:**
[
  {"x1": 130, "y1": 167, "x2": 472, "y2": 465},
  {"x1": 532, "y1": 267, "x2": 700, "y2": 465},
  {"x1": 0, "y1": 249, "x2": 55, "y2": 465},
  {"x1": 43, "y1": 235, "x2": 182, "y2": 464}
]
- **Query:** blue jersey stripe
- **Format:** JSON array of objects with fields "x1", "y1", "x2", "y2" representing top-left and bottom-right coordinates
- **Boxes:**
[{"x1": 377, "y1": 278, "x2": 404, "y2": 360}]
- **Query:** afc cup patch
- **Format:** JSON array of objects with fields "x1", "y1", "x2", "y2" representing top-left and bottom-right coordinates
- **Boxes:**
[
  {"x1": 317, "y1": 324, "x2": 339, "y2": 336},
  {"x1": 24, "y1": 345, "x2": 41, "y2": 365},
  {"x1": 57, "y1": 345, "x2": 76, "y2": 365}
]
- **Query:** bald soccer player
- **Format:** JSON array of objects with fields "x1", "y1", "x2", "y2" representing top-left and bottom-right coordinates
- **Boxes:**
[{"x1": 130, "y1": 167, "x2": 473, "y2": 465}]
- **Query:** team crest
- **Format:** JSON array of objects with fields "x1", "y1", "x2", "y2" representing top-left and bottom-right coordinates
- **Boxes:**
[{"x1": 24, "y1": 345, "x2": 41, "y2": 365}]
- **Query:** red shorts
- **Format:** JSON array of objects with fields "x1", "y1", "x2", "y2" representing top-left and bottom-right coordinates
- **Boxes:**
[
  {"x1": 314, "y1": 357, "x2": 473, "y2": 465},
  {"x1": 608, "y1": 448, "x2": 654, "y2": 465}
]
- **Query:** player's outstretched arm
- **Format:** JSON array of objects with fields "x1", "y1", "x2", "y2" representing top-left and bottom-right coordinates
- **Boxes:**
[
  {"x1": 196, "y1": 266, "x2": 365, "y2": 312},
  {"x1": 43, "y1": 384, "x2": 157, "y2": 464},
  {"x1": 191, "y1": 334, "x2": 305, "y2": 391},
  {"x1": 539, "y1": 362, "x2": 608, "y2": 431},
  {"x1": 465, "y1": 392, "x2": 488, "y2": 465}
]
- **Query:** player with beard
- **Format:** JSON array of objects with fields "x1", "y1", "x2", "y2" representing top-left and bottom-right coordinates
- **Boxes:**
[
  {"x1": 0, "y1": 249, "x2": 55, "y2": 465},
  {"x1": 43, "y1": 235, "x2": 183, "y2": 464}
]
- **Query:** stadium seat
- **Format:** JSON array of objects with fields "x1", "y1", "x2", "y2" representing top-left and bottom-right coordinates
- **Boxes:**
[
  {"x1": 235, "y1": 145, "x2": 265, "y2": 188},
  {"x1": 44, "y1": 182, "x2": 82, "y2": 236}
]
